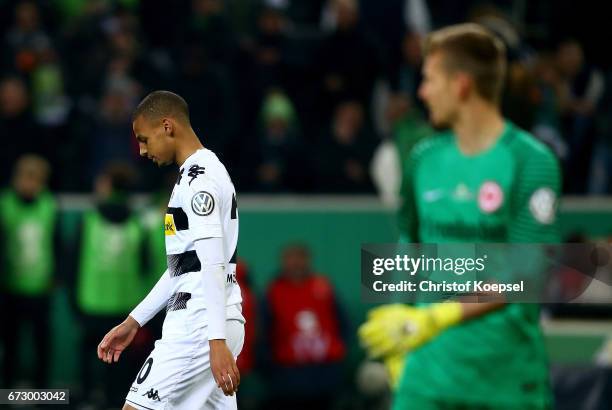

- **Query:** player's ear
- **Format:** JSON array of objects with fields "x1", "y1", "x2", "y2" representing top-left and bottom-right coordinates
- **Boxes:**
[
  {"x1": 162, "y1": 118, "x2": 174, "y2": 136},
  {"x1": 456, "y1": 73, "x2": 472, "y2": 100}
]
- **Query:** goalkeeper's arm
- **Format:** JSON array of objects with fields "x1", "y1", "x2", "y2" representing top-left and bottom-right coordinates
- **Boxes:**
[
  {"x1": 460, "y1": 301, "x2": 506, "y2": 321},
  {"x1": 359, "y1": 301, "x2": 506, "y2": 358}
]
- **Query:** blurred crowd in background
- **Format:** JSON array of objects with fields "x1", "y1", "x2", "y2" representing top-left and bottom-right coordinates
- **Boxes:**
[{"x1": 0, "y1": 0, "x2": 612, "y2": 195}]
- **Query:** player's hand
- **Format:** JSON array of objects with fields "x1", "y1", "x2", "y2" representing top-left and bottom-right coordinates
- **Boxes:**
[
  {"x1": 209, "y1": 339, "x2": 240, "y2": 396},
  {"x1": 97, "y1": 315, "x2": 140, "y2": 364},
  {"x1": 358, "y1": 303, "x2": 462, "y2": 357}
]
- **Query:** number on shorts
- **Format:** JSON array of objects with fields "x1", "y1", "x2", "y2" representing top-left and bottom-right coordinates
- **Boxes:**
[{"x1": 137, "y1": 357, "x2": 153, "y2": 384}]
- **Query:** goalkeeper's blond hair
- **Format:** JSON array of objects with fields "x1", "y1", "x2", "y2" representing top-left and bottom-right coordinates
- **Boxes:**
[{"x1": 424, "y1": 23, "x2": 507, "y2": 104}]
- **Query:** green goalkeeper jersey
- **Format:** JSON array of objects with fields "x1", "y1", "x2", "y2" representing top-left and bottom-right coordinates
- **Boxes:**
[{"x1": 396, "y1": 121, "x2": 560, "y2": 407}]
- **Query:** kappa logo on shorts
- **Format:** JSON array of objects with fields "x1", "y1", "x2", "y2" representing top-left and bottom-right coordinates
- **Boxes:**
[
  {"x1": 191, "y1": 191, "x2": 215, "y2": 216},
  {"x1": 142, "y1": 388, "x2": 162, "y2": 401}
]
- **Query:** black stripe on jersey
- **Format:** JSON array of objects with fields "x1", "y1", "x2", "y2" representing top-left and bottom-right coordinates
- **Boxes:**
[
  {"x1": 167, "y1": 250, "x2": 201, "y2": 277},
  {"x1": 166, "y1": 292, "x2": 191, "y2": 312},
  {"x1": 167, "y1": 207, "x2": 189, "y2": 231},
  {"x1": 230, "y1": 247, "x2": 237, "y2": 264}
]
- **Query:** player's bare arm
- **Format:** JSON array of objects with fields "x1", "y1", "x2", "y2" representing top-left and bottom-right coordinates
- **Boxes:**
[
  {"x1": 97, "y1": 316, "x2": 140, "y2": 364},
  {"x1": 97, "y1": 269, "x2": 172, "y2": 364}
]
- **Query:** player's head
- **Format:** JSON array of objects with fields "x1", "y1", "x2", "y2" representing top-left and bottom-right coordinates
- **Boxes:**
[
  {"x1": 132, "y1": 90, "x2": 191, "y2": 166},
  {"x1": 281, "y1": 243, "x2": 311, "y2": 281},
  {"x1": 95, "y1": 162, "x2": 137, "y2": 200},
  {"x1": 333, "y1": 100, "x2": 364, "y2": 144},
  {"x1": 12, "y1": 154, "x2": 50, "y2": 200},
  {"x1": 556, "y1": 38, "x2": 583, "y2": 78},
  {"x1": 0, "y1": 76, "x2": 29, "y2": 118},
  {"x1": 418, "y1": 23, "x2": 506, "y2": 127},
  {"x1": 331, "y1": 0, "x2": 359, "y2": 30}
]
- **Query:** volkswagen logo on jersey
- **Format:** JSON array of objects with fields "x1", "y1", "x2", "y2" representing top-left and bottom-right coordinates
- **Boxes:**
[
  {"x1": 191, "y1": 191, "x2": 215, "y2": 216},
  {"x1": 529, "y1": 187, "x2": 556, "y2": 224}
]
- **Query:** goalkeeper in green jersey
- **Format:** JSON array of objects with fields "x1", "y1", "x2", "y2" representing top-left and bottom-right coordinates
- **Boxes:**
[{"x1": 359, "y1": 24, "x2": 560, "y2": 410}]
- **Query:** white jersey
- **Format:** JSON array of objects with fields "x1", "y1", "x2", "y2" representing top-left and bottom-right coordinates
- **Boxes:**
[{"x1": 163, "y1": 148, "x2": 242, "y2": 324}]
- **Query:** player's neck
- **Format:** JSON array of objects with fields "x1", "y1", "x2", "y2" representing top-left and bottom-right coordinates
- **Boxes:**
[
  {"x1": 175, "y1": 129, "x2": 205, "y2": 167},
  {"x1": 453, "y1": 100, "x2": 504, "y2": 156}
]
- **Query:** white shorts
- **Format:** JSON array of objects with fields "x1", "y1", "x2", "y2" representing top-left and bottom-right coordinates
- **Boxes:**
[{"x1": 125, "y1": 310, "x2": 245, "y2": 410}]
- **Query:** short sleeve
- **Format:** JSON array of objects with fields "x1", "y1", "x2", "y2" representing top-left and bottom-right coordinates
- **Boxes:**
[
  {"x1": 184, "y1": 175, "x2": 223, "y2": 240},
  {"x1": 508, "y1": 147, "x2": 561, "y2": 243}
]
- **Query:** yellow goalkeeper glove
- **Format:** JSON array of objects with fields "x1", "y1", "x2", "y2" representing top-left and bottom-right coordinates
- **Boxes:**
[
  {"x1": 383, "y1": 353, "x2": 406, "y2": 389},
  {"x1": 358, "y1": 303, "x2": 463, "y2": 358}
]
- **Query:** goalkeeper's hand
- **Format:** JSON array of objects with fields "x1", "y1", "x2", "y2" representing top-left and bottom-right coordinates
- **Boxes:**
[
  {"x1": 383, "y1": 353, "x2": 406, "y2": 389},
  {"x1": 358, "y1": 303, "x2": 462, "y2": 358}
]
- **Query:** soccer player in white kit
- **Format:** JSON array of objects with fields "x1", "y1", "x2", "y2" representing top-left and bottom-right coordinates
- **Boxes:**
[{"x1": 97, "y1": 91, "x2": 245, "y2": 410}]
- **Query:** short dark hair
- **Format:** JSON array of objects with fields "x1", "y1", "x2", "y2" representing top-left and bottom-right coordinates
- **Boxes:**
[
  {"x1": 101, "y1": 162, "x2": 137, "y2": 194},
  {"x1": 282, "y1": 243, "x2": 311, "y2": 259},
  {"x1": 424, "y1": 23, "x2": 507, "y2": 103},
  {"x1": 132, "y1": 90, "x2": 190, "y2": 124}
]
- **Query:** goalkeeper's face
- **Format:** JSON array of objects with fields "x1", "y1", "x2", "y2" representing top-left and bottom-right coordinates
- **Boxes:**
[
  {"x1": 418, "y1": 51, "x2": 460, "y2": 128},
  {"x1": 133, "y1": 115, "x2": 176, "y2": 167}
]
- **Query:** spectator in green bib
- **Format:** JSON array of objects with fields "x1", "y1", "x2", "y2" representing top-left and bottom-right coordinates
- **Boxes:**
[
  {"x1": 0, "y1": 154, "x2": 58, "y2": 388},
  {"x1": 69, "y1": 162, "x2": 149, "y2": 408}
]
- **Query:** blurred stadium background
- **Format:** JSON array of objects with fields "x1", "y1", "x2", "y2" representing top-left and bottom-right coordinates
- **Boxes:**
[{"x1": 1, "y1": 0, "x2": 611, "y2": 409}]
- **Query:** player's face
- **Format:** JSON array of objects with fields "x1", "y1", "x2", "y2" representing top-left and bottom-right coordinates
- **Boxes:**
[
  {"x1": 14, "y1": 169, "x2": 44, "y2": 199},
  {"x1": 133, "y1": 115, "x2": 175, "y2": 166},
  {"x1": 418, "y1": 52, "x2": 460, "y2": 128}
]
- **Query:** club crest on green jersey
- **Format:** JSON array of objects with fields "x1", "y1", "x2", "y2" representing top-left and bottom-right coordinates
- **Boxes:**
[
  {"x1": 478, "y1": 181, "x2": 503, "y2": 213},
  {"x1": 529, "y1": 187, "x2": 556, "y2": 224}
]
